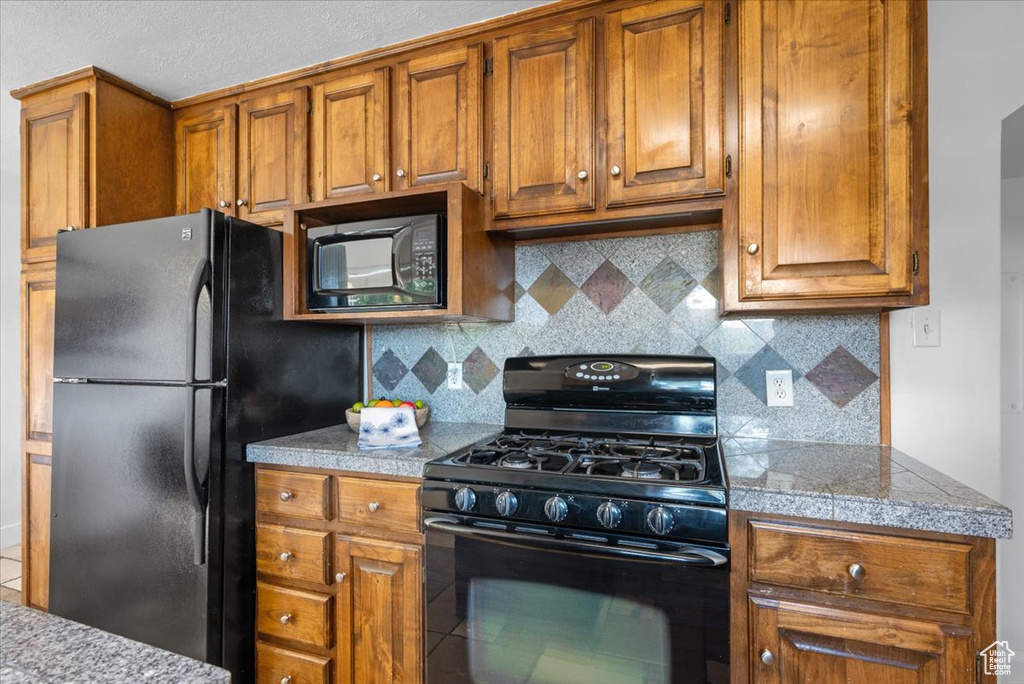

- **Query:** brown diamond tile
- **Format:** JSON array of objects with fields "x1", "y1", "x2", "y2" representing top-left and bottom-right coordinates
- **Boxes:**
[
  {"x1": 638, "y1": 257, "x2": 695, "y2": 313},
  {"x1": 527, "y1": 264, "x2": 577, "y2": 316},
  {"x1": 411, "y1": 347, "x2": 448, "y2": 394},
  {"x1": 701, "y1": 266, "x2": 722, "y2": 302},
  {"x1": 805, "y1": 346, "x2": 878, "y2": 407},
  {"x1": 463, "y1": 347, "x2": 499, "y2": 394},
  {"x1": 373, "y1": 349, "x2": 408, "y2": 392},
  {"x1": 581, "y1": 259, "x2": 634, "y2": 314}
]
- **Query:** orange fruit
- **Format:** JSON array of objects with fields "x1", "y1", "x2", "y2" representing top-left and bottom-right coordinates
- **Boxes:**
[{"x1": 375, "y1": 400, "x2": 396, "y2": 408}]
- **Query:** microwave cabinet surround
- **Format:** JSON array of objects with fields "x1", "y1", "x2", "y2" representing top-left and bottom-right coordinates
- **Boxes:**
[{"x1": 306, "y1": 214, "x2": 445, "y2": 312}]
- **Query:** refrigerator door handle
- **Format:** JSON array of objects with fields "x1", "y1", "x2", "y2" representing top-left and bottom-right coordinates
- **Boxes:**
[
  {"x1": 185, "y1": 259, "x2": 211, "y2": 384},
  {"x1": 184, "y1": 258, "x2": 211, "y2": 565}
]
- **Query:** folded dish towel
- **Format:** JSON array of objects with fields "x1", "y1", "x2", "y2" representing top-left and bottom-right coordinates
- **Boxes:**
[{"x1": 357, "y1": 407, "x2": 422, "y2": 450}]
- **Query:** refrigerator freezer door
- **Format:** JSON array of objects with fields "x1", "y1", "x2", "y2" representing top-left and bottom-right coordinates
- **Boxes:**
[
  {"x1": 53, "y1": 211, "x2": 218, "y2": 383},
  {"x1": 49, "y1": 382, "x2": 218, "y2": 662}
]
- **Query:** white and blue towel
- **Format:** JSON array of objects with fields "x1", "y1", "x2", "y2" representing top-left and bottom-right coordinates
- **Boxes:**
[{"x1": 357, "y1": 407, "x2": 422, "y2": 450}]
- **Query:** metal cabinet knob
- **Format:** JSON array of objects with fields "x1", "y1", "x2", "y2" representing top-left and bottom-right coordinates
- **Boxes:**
[
  {"x1": 372, "y1": 173, "x2": 382, "y2": 182},
  {"x1": 760, "y1": 648, "x2": 775, "y2": 665},
  {"x1": 279, "y1": 614, "x2": 292, "y2": 625},
  {"x1": 396, "y1": 168, "x2": 406, "y2": 178},
  {"x1": 848, "y1": 563, "x2": 866, "y2": 580},
  {"x1": 281, "y1": 677, "x2": 293, "y2": 684},
  {"x1": 610, "y1": 165, "x2": 621, "y2": 177},
  {"x1": 368, "y1": 501, "x2": 381, "y2": 513},
  {"x1": 58, "y1": 225, "x2": 77, "y2": 233},
  {"x1": 279, "y1": 491, "x2": 293, "y2": 501},
  {"x1": 279, "y1": 551, "x2": 292, "y2": 562},
  {"x1": 577, "y1": 170, "x2": 589, "y2": 180},
  {"x1": 218, "y1": 200, "x2": 229, "y2": 208},
  {"x1": 336, "y1": 572, "x2": 347, "y2": 583},
  {"x1": 747, "y1": 243, "x2": 760, "y2": 255},
  {"x1": 236, "y1": 198, "x2": 247, "y2": 207}
]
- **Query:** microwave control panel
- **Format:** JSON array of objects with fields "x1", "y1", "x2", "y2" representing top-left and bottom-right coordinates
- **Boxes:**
[{"x1": 413, "y1": 227, "x2": 437, "y2": 279}]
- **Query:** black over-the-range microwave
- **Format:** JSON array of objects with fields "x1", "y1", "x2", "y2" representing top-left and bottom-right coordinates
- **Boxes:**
[{"x1": 306, "y1": 214, "x2": 445, "y2": 312}]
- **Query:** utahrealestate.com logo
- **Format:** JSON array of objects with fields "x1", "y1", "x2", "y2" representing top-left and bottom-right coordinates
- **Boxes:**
[{"x1": 980, "y1": 641, "x2": 1015, "y2": 677}]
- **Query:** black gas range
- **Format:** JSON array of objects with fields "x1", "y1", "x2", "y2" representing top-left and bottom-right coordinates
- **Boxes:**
[{"x1": 422, "y1": 355, "x2": 730, "y2": 684}]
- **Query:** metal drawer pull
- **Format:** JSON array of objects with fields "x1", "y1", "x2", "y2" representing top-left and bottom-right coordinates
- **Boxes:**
[
  {"x1": 336, "y1": 572, "x2": 347, "y2": 583},
  {"x1": 577, "y1": 170, "x2": 588, "y2": 180},
  {"x1": 747, "y1": 243, "x2": 760, "y2": 255},
  {"x1": 396, "y1": 168, "x2": 406, "y2": 178},
  {"x1": 760, "y1": 649, "x2": 775, "y2": 665},
  {"x1": 281, "y1": 677, "x2": 292, "y2": 684},
  {"x1": 372, "y1": 173, "x2": 382, "y2": 182},
  {"x1": 279, "y1": 613, "x2": 292, "y2": 625},
  {"x1": 236, "y1": 198, "x2": 247, "y2": 207},
  {"x1": 610, "y1": 165, "x2": 621, "y2": 177},
  {"x1": 848, "y1": 563, "x2": 865, "y2": 580},
  {"x1": 279, "y1": 491, "x2": 293, "y2": 501},
  {"x1": 368, "y1": 501, "x2": 381, "y2": 513},
  {"x1": 218, "y1": 200, "x2": 229, "y2": 208},
  {"x1": 279, "y1": 551, "x2": 292, "y2": 562}
]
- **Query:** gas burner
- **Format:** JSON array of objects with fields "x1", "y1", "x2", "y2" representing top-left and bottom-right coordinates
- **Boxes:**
[
  {"x1": 621, "y1": 461, "x2": 663, "y2": 479},
  {"x1": 605, "y1": 444, "x2": 701, "y2": 462},
  {"x1": 499, "y1": 452, "x2": 545, "y2": 470}
]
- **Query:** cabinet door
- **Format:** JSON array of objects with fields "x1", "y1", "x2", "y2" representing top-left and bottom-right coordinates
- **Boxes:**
[
  {"x1": 175, "y1": 105, "x2": 236, "y2": 216},
  {"x1": 493, "y1": 19, "x2": 595, "y2": 218},
  {"x1": 25, "y1": 459, "x2": 51, "y2": 610},
  {"x1": 736, "y1": 0, "x2": 921, "y2": 302},
  {"x1": 749, "y1": 598, "x2": 973, "y2": 684},
  {"x1": 311, "y1": 68, "x2": 389, "y2": 199},
  {"x1": 22, "y1": 267, "x2": 56, "y2": 445},
  {"x1": 336, "y1": 536, "x2": 422, "y2": 684},
  {"x1": 21, "y1": 93, "x2": 88, "y2": 263},
  {"x1": 605, "y1": 0, "x2": 724, "y2": 206},
  {"x1": 238, "y1": 87, "x2": 308, "y2": 225},
  {"x1": 396, "y1": 44, "x2": 483, "y2": 192}
]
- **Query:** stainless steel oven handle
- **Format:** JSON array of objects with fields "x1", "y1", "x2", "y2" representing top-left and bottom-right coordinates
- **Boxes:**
[{"x1": 423, "y1": 517, "x2": 727, "y2": 567}]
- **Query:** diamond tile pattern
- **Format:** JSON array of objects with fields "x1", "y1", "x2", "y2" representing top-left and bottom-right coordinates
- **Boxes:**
[
  {"x1": 371, "y1": 231, "x2": 881, "y2": 442},
  {"x1": 805, "y1": 346, "x2": 879, "y2": 407},
  {"x1": 411, "y1": 347, "x2": 448, "y2": 393},
  {"x1": 527, "y1": 264, "x2": 577, "y2": 316},
  {"x1": 463, "y1": 346, "x2": 499, "y2": 394}
]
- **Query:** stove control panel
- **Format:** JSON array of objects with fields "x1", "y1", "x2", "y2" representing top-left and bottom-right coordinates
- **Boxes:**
[{"x1": 565, "y1": 360, "x2": 640, "y2": 383}]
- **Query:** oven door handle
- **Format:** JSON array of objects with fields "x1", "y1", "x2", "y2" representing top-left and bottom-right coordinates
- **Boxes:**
[{"x1": 423, "y1": 517, "x2": 728, "y2": 566}]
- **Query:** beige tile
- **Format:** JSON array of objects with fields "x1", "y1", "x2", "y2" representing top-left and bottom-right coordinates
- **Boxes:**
[
  {"x1": 0, "y1": 544, "x2": 22, "y2": 562},
  {"x1": 2, "y1": 576, "x2": 22, "y2": 592},
  {"x1": 0, "y1": 585, "x2": 19, "y2": 603},
  {"x1": 0, "y1": 558, "x2": 21, "y2": 584}
]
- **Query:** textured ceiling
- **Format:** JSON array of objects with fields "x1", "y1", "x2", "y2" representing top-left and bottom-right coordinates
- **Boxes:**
[{"x1": 0, "y1": 0, "x2": 551, "y2": 101}]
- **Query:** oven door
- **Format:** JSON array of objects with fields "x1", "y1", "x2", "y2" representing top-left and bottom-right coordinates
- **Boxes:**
[{"x1": 424, "y1": 516, "x2": 729, "y2": 684}]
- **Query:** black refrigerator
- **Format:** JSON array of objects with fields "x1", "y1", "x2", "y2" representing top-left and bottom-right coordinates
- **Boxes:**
[{"x1": 49, "y1": 210, "x2": 361, "y2": 683}]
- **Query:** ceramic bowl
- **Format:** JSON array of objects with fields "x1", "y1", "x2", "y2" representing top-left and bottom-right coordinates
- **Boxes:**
[{"x1": 345, "y1": 407, "x2": 429, "y2": 432}]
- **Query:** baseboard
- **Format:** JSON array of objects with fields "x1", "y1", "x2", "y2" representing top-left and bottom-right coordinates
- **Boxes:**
[{"x1": 0, "y1": 522, "x2": 21, "y2": 549}]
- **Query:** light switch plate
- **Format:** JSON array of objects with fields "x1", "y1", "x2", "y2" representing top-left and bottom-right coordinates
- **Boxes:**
[
  {"x1": 913, "y1": 309, "x2": 941, "y2": 347},
  {"x1": 447, "y1": 363, "x2": 464, "y2": 389}
]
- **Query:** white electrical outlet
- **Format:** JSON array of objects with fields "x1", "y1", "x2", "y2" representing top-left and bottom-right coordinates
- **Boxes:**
[
  {"x1": 447, "y1": 363, "x2": 464, "y2": 390},
  {"x1": 766, "y1": 369, "x2": 794, "y2": 407}
]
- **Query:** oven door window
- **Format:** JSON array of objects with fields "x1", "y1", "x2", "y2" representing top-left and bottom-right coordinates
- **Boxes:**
[
  {"x1": 426, "y1": 532, "x2": 729, "y2": 684},
  {"x1": 316, "y1": 237, "x2": 393, "y2": 291}
]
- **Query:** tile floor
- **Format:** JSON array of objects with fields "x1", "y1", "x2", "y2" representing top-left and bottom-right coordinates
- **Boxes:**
[{"x1": 1, "y1": 544, "x2": 22, "y2": 602}]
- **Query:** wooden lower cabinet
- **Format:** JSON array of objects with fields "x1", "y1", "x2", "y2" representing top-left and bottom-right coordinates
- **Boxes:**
[{"x1": 256, "y1": 466, "x2": 424, "y2": 684}]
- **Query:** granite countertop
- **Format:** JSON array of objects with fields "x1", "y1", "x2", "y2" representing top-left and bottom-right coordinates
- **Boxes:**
[
  {"x1": 0, "y1": 600, "x2": 230, "y2": 683},
  {"x1": 247, "y1": 421, "x2": 502, "y2": 478},
  {"x1": 724, "y1": 437, "x2": 1013, "y2": 539}
]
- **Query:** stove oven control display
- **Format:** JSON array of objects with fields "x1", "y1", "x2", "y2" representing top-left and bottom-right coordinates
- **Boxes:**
[{"x1": 565, "y1": 360, "x2": 640, "y2": 383}]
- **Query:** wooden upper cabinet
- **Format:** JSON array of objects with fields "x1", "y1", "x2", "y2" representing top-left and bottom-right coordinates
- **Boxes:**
[
  {"x1": 311, "y1": 68, "x2": 389, "y2": 199},
  {"x1": 732, "y1": 0, "x2": 927, "y2": 307},
  {"x1": 749, "y1": 598, "x2": 973, "y2": 684},
  {"x1": 493, "y1": 19, "x2": 596, "y2": 218},
  {"x1": 22, "y1": 267, "x2": 56, "y2": 446},
  {"x1": 396, "y1": 44, "x2": 483, "y2": 192},
  {"x1": 21, "y1": 94, "x2": 88, "y2": 263},
  {"x1": 176, "y1": 105, "x2": 236, "y2": 216},
  {"x1": 238, "y1": 87, "x2": 309, "y2": 225},
  {"x1": 605, "y1": 0, "x2": 725, "y2": 207}
]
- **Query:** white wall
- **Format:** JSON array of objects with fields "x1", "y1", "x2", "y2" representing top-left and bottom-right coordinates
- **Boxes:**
[
  {"x1": 1, "y1": 87, "x2": 21, "y2": 549},
  {"x1": 890, "y1": 0, "x2": 1024, "y2": 657}
]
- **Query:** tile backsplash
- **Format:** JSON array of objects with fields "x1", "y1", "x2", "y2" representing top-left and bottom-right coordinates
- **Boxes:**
[{"x1": 371, "y1": 230, "x2": 881, "y2": 444}]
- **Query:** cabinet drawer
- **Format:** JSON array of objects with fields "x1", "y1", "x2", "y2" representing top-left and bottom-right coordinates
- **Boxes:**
[
  {"x1": 257, "y1": 469, "x2": 331, "y2": 520},
  {"x1": 257, "y1": 524, "x2": 330, "y2": 585},
  {"x1": 749, "y1": 521, "x2": 972, "y2": 614},
  {"x1": 257, "y1": 642, "x2": 331, "y2": 684},
  {"x1": 337, "y1": 477, "x2": 420, "y2": 534},
  {"x1": 257, "y1": 582, "x2": 333, "y2": 648}
]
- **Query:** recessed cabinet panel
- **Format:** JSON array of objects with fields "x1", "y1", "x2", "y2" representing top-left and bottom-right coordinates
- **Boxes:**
[
  {"x1": 27, "y1": 459, "x2": 51, "y2": 610},
  {"x1": 21, "y1": 94, "x2": 88, "y2": 262},
  {"x1": 311, "y1": 68, "x2": 389, "y2": 199},
  {"x1": 238, "y1": 87, "x2": 308, "y2": 225},
  {"x1": 605, "y1": 0, "x2": 724, "y2": 206},
  {"x1": 493, "y1": 19, "x2": 595, "y2": 218},
  {"x1": 397, "y1": 44, "x2": 483, "y2": 192},
  {"x1": 176, "y1": 105, "x2": 236, "y2": 216},
  {"x1": 737, "y1": 0, "x2": 919, "y2": 302},
  {"x1": 23, "y1": 268, "x2": 56, "y2": 444}
]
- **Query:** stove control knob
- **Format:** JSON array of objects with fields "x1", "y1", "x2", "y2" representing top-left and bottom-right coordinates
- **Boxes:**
[
  {"x1": 495, "y1": 491, "x2": 519, "y2": 517},
  {"x1": 544, "y1": 496, "x2": 569, "y2": 522},
  {"x1": 454, "y1": 487, "x2": 477, "y2": 512},
  {"x1": 647, "y1": 507, "x2": 675, "y2": 535},
  {"x1": 596, "y1": 501, "x2": 622, "y2": 529}
]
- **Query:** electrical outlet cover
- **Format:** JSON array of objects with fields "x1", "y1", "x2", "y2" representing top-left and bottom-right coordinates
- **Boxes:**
[
  {"x1": 765, "y1": 369, "x2": 794, "y2": 407},
  {"x1": 447, "y1": 363, "x2": 464, "y2": 390}
]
